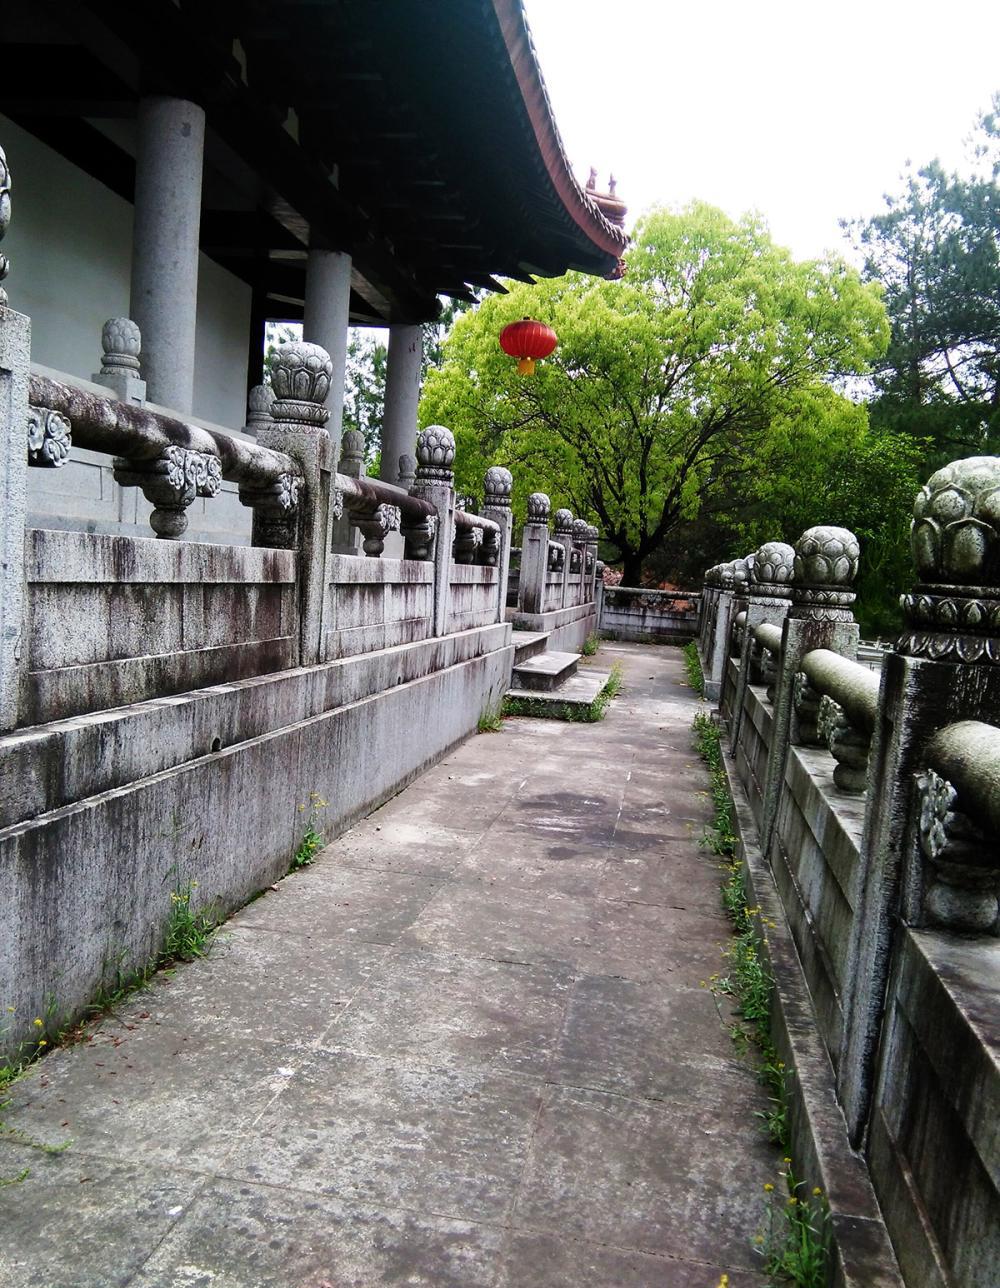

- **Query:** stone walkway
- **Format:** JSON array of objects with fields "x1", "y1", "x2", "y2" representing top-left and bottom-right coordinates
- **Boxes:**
[{"x1": 2, "y1": 643, "x2": 775, "y2": 1287}]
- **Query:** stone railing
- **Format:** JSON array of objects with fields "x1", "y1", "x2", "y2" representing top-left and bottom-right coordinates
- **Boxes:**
[
  {"x1": 696, "y1": 459, "x2": 1000, "y2": 1288},
  {"x1": 1, "y1": 302, "x2": 516, "y2": 725},
  {"x1": 506, "y1": 496, "x2": 599, "y2": 650}
]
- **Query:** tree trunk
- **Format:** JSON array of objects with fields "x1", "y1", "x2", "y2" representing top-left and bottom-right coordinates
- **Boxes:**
[{"x1": 621, "y1": 552, "x2": 644, "y2": 586}]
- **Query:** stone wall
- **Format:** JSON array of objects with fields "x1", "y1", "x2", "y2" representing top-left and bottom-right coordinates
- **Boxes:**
[
  {"x1": 698, "y1": 481, "x2": 1000, "y2": 1288},
  {"x1": 599, "y1": 586, "x2": 700, "y2": 643}
]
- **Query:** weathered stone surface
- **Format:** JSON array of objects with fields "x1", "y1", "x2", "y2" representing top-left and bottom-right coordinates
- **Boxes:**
[{"x1": 0, "y1": 645, "x2": 776, "y2": 1287}]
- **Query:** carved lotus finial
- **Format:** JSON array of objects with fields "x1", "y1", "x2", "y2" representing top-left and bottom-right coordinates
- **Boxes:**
[
  {"x1": 101, "y1": 318, "x2": 142, "y2": 374},
  {"x1": 911, "y1": 456, "x2": 1000, "y2": 585},
  {"x1": 484, "y1": 465, "x2": 513, "y2": 504},
  {"x1": 527, "y1": 492, "x2": 551, "y2": 522},
  {"x1": 398, "y1": 453, "x2": 418, "y2": 488},
  {"x1": 572, "y1": 518, "x2": 590, "y2": 542},
  {"x1": 415, "y1": 425, "x2": 456, "y2": 481},
  {"x1": 247, "y1": 383, "x2": 275, "y2": 416},
  {"x1": 753, "y1": 541, "x2": 795, "y2": 587},
  {"x1": 0, "y1": 143, "x2": 11, "y2": 304},
  {"x1": 732, "y1": 556, "x2": 753, "y2": 590},
  {"x1": 553, "y1": 507, "x2": 574, "y2": 534},
  {"x1": 587, "y1": 524, "x2": 599, "y2": 541},
  {"x1": 719, "y1": 562, "x2": 736, "y2": 590},
  {"x1": 794, "y1": 526, "x2": 860, "y2": 587},
  {"x1": 268, "y1": 341, "x2": 333, "y2": 427}
]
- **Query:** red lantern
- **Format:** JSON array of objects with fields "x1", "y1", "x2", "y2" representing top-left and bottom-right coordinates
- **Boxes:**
[{"x1": 499, "y1": 317, "x2": 558, "y2": 376}]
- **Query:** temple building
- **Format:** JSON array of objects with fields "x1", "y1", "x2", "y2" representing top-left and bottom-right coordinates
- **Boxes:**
[{"x1": 1, "y1": 0, "x2": 626, "y2": 484}]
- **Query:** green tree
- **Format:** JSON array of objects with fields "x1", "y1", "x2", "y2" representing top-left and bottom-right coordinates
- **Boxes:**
[
  {"x1": 845, "y1": 94, "x2": 1000, "y2": 460},
  {"x1": 421, "y1": 203, "x2": 888, "y2": 583},
  {"x1": 342, "y1": 330, "x2": 387, "y2": 458}
]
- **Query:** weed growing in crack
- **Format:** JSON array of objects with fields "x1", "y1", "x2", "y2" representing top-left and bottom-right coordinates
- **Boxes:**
[
  {"x1": 289, "y1": 792, "x2": 327, "y2": 872},
  {"x1": 754, "y1": 1161, "x2": 831, "y2": 1287},
  {"x1": 161, "y1": 880, "x2": 218, "y2": 963},
  {"x1": 581, "y1": 632, "x2": 600, "y2": 657},
  {"x1": 477, "y1": 702, "x2": 505, "y2": 733}
]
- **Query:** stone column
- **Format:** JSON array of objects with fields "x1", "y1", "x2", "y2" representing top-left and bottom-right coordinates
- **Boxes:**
[
  {"x1": 380, "y1": 323, "x2": 422, "y2": 484},
  {"x1": 729, "y1": 542, "x2": 795, "y2": 752},
  {"x1": 518, "y1": 493, "x2": 551, "y2": 615},
  {"x1": 130, "y1": 97, "x2": 205, "y2": 414},
  {"x1": 482, "y1": 466, "x2": 514, "y2": 624},
  {"x1": 411, "y1": 425, "x2": 456, "y2": 636},
  {"x1": 251, "y1": 341, "x2": 335, "y2": 666},
  {"x1": 838, "y1": 458, "x2": 1000, "y2": 1142},
  {"x1": 0, "y1": 300, "x2": 30, "y2": 731},
  {"x1": 759, "y1": 527, "x2": 861, "y2": 850},
  {"x1": 303, "y1": 249, "x2": 352, "y2": 438},
  {"x1": 552, "y1": 509, "x2": 574, "y2": 606}
]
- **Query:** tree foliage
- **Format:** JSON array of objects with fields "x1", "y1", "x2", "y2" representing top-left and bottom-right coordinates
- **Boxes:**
[
  {"x1": 845, "y1": 94, "x2": 1000, "y2": 461},
  {"x1": 421, "y1": 203, "x2": 888, "y2": 583}
]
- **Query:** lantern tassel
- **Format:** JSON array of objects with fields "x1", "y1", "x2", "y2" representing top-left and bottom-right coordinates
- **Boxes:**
[{"x1": 517, "y1": 357, "x2": 536, "y2": 376}]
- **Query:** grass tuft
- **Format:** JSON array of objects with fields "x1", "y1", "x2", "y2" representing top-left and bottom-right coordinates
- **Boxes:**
[
  {"x1": 477, "y1": 702, "x2": 505, "y2": 733},
  {"x1": 683, "y1": 640, "x2": 706, "y2": 697},
  {"x1": 581, "y1": 632, "x2": 601, "y2": 657}
]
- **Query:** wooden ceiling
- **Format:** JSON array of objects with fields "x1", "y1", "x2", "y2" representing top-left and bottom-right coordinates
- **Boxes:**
[{"x1": 0, "y1": 0, "x2": 626, "y2": 324}]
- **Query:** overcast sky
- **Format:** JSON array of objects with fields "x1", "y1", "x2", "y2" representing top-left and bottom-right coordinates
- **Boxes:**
[{"x1": 526, "y1": 0, "x2": 1000, "y2": 262}]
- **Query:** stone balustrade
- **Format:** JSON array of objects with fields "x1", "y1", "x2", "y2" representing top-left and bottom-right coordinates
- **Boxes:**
[
  {"x1": 507, "y1": 495, "x2": 600, "y2": 650},
  {"x1": 696, "y1": 456, "x2": 1000, "y2": 1288}
]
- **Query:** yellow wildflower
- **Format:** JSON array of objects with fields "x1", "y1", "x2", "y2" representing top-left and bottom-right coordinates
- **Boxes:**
[
  {"x1": 33, "y1": 1018, "x2": 43, "y2": 1028},
  {"x1": 787, "y1": 1196, "x2": 798, "y2": 1206},
  {"x1": 813, "y1": 1187, "x2": 823, "y2": 1196},
  {"x1": 763, "y1": 1183, "x2": 774, "y2": 1192}
]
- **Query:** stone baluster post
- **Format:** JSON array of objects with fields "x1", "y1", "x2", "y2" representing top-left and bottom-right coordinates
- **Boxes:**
[
  {"x1": 517, "y1": 493, "x2": 551, "y2": 615},
  {"x1": 482, "y1": 466, "x2": 514, "y2": 623},
  {"x1": 411, "y1": 425, "x2": 456, "y2": 636},
  {"x1": 243, "y1": 384, "x2": 275, "y2": 438},
  {"x1": 397, "y1": 454, "x2": 417, "y2": 491},
  {"x1": 92, "y1": 318, "x2": 146, "y2": 405},
  {"x1": 838, "y1": 458, "x2": 1000, "y2": 1142},
  {"x1": 552, "y1": 508, "x2": 574, "y2": 606},
  {"x1": 700, "y1": 566, "x2": 722, "y2": 661},
  {"x1": 586, "y1": 525, "x2": 600, "y2": 602},
  {"x1": 759, "y1": 527, "x2": 861, "y2": 851},
  {"x1": 595, "y1": 560, "x2": 606, "y2": 630},
  {"x1": 572, "y1": 519, "x2": 591, "y2": 607},
  {"x1": 0, "y1": 296, "x2": 29, "y2": 731},
  {"x1": 730, "y1": 542, "x2": 795, "y2": 752},
  {"x1": 704, "y1": 560, "x2": 739, "y2": 703},
  {"x1": 249, "y1": 341, "x2": 335, "y2": 666}
]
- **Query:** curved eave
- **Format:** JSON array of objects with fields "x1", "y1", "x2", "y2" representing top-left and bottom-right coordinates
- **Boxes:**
[{"x1": 491, "y1": 0, "x2": 628, "y2": 273}]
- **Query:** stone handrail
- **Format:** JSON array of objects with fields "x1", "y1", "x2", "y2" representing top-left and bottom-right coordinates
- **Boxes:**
[
  {"x1": 29, "y1": 371, "x2": 298, "y2": 486},
  {"x1": 606, "y1": 586, "x2": 701, "y2": 600},
  {"x1": 336, "y1": 472, "x2": 435, "y2": 521},
  {"x1": 336, "y1": 471, "x2": 436, "y2": 559},
  {"x1": 801, "y1": 648, "x2": 880, "y2": 735},
  {"x1": 453, "y1": 508, "x2": 501, "y2": 538},
  {"x1": 925, "y1": 719, "x2": 1000, "y2": 837},
  {"x1": 754, "y1": 621, "x2": 783, "y2": 654}
]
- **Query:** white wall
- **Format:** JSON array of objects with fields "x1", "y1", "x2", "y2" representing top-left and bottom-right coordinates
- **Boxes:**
[{"x1": 1, "y1": 114, "x2": 251, "y2": 430}]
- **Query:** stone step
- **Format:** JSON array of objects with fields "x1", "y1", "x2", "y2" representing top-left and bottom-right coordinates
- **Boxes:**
[
  {"x1": 511, "y1": 649, "x2": 579, "y2": 691},
  {"x1": 506, "y1": 669, "x2": 609, "y2": 715},
  {"x1": 511, "y1": 630, "x2": 551, "y2": 666}
]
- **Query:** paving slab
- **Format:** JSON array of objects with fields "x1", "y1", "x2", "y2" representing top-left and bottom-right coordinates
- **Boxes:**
[{"x1": 0, "y1": 643, "x2": 773, "y2": 1287}]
